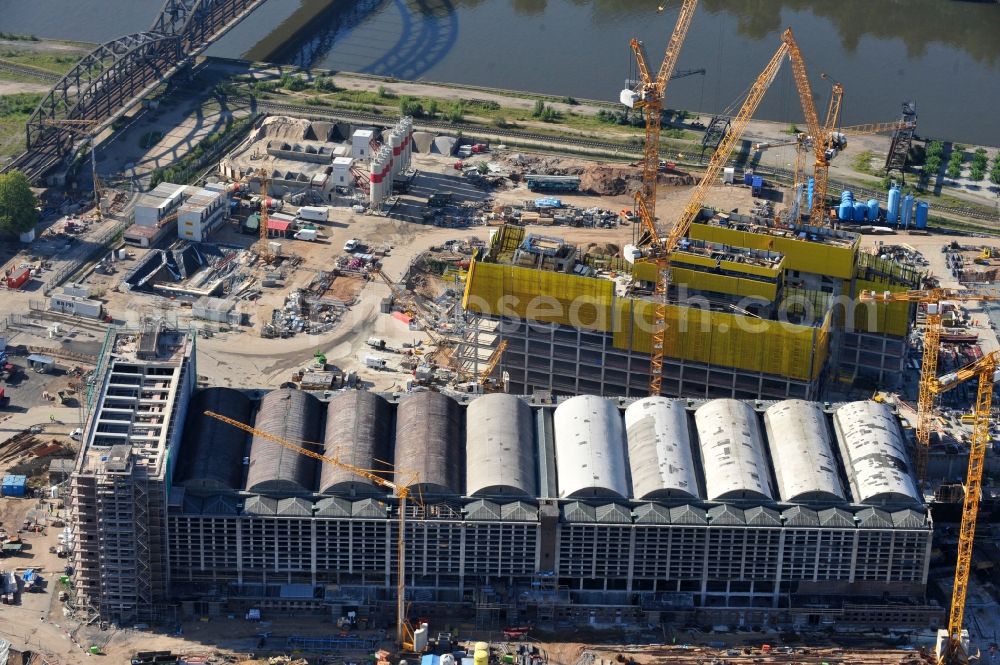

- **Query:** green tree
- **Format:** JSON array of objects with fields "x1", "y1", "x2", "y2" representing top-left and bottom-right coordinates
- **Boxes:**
[
  {"x1": 427, "y1": 99, "x2": 439, "y2": 118},
  {"x1": 531, "y1": 99, "x2": 545, "y2": 117},
  {"x1": 447, "y1": 102, "x2": 464, "y2": 123},
  {"x1": 969, "y1": 165, "x2": 985, "y2": 182},
  {"x1": 0, "y1": 170, "x2": 39, "y2": 236},
  {"x1": 990, "y1": 157, "x2": 1000, "y2": 187},
  {"x1": 400, "y1": 96, "x2": 423, "y2": 117},
  {"x1": 476, "y1": 162, "x2": 489, "y2": 175},
  {"x1": 946, "y1": 158, "x2": 962, "y2": 180}
]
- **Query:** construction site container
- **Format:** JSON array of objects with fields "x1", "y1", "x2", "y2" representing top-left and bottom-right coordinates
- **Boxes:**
[
  {"x1": 2, "y1": 474, "x2": 27, "y2": 497},
  {"x1": 175, "y1": 388, "x2": 253, "y2": 491},
  {"x1": 466, "y1": 393, "x2": 536, "y2": 497},
  {"x1": 624, "y1": 397, "x2": 698, "y2": 499},
  {"x1": 394, "y1": 392, "x2": 463, "y2": 495},
  {"x1": 246, "y1": 389, "x2": 322, "y2": 493},
  {"x1": 49, "y1": 295, "x2": 104, "y2": 319},
  {"x1": 553, "y1": 395, "x2": 628, "y2": 498},
  {"x1": 832, "y1": 401, "x2": 920, "y2": 506},
  {"x1": 694, "y1": 399, "x2": 772, "y2": 501},
  {"x1": 5, "y1": 267, "x2": 31, "y2": 290},
  {"x1": 364, "y1": 355, "x2": 386, "y2": 369},
  {"x1": 763, "y1": 400, "x2": 845, "y2": 503},
  {"x1": 321, "y1": 391, "x2": 393, "y2": 495},
  {"x1": 915, "y1": 201, "x2": 929, "y2": 229},
  {"x1": 297, "y1": 206, "x2": 328, "y2": 222}
]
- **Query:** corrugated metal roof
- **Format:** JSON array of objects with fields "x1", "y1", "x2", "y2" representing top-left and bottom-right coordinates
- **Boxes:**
[
  {"x1": 352, "y1": 498, "x2": 388, "y2": 518},
  {"x1": 855, "y1": 507, "x2": 893, "y2": 529},
  {"x1": 782, "y1": 506, "x2": 819, "y2": 527},
  {"x1": 634, "y1": 503, "x2": 671, "y2": 524},
  {"x1": 244, "y1": 496, "x2": 277, "y2": 516},
  {"x1": 466, "y1": 499, "x2": 502, "y2": 521},
  {"x1": 669, "y1": 505, "x2": 707, "y2": 525},
  {"x1": 892, "y1": 509, "x2": 927, "y2": 528},
  {"x1": 595, "y1": 503, "x2": 632, "y2": 524},
  {"x1": 694, "y1": 400, "x2": 773, "y2": 501},
  {"x1": 817, "y1": 507, "x2": 855, "y2": 528},
  {"x1": 745, "y1": 506, "x2": 782, "y2": 527},
  {"x1": 277, "y1": 497, "x2": 312, "y2": 517},
  {"x1": 563, "y1": 501, "x2": 596, "y2": 522},
  {"x1": 707, "y1": 505, "x2": 745, "y2": 526},
  {"x1": 315, "y1": 496, "x2": 352, "y2": 517},
  {"x1": 764, "y1": 400, "x2": 845, "y2": 503},
  {"x1": 500, "y1": 501, "x2": 537, "y2": 521},
  {"x1": 466, "y1": 394, "x2": 537, "y2": 497}
]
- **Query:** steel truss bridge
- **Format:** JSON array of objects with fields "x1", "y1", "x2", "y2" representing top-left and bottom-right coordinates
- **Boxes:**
[{"x1": 2, "y1": 0, "x2": 268, "y2": 181}]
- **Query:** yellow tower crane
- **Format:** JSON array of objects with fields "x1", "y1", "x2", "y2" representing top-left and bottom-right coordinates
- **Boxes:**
[
  {"x1": 928, "y1": 352, "x2": 1000, "y2": 664},
  {"x1": 858, "y1": 288, "x2": 1000, "y2": 479},
  {"x1": 623, "y1": 0, "x2": 698, "y2": 247},
  {"x1": 639, "y1": 27, "x2": 804, "y2": 396},
  {"x1": 204, "y1": 410, "x2": 419, "y2": 650},
  {"x1": 479, "y1": 339, "x2": 508, "y2": 390}
]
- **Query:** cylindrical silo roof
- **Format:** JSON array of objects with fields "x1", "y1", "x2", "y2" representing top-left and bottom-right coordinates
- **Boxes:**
[
  {"x1": 694, "y1": 399, "x2": 773, "y2": 501},
  {"x1": 763, "y1": 400, "x2": 845, "y2": 503},
  {"x1": 624, "y1": 397, "x2": 698, "y2": 499},
  {"x1": 466, "y1": 393, "x2": 537, "y2": 497},
  {"x1": 833, "y1": 400, "x2": 921, "y2": 506},
  {"x1": 394, "y1": 391, "x2": 463, "y2": 495},
  {"x1": 321, "y1": 391, "x2": 393, "y2": 496},
  {"x1": 175, "y1": 388, "x2": 252, "y2": 491},
  {"x1": 245, "y1": 388, "x2": 322, "y2": 494},
  {"x1": 553, "y1": 395, "x2": 629, "y2": 498}
]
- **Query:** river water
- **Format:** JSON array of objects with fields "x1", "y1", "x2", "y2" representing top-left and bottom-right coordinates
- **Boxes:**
[{"x1": 2, "y1": 0, "x2": 998, "y2": 145}]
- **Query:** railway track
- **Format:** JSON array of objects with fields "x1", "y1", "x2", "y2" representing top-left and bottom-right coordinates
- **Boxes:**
[
  {"x1": 0, "y1": 59, "x2": 62, "y2": 83},
  {"x1": 249, "y1": 97, "x2": 996, "y2": 224}
]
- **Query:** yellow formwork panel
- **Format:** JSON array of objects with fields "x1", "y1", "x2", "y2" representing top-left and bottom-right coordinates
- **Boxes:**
[
  {"x1": 671, "y1": 267, "x2": 778, "y2": 301},
  {"x1": 615, "y1": 298, "x2": 821, "y2": 380},
  {"x1": 813, "y1": 311, "x2": 833, "y2": 380},
  {"x1": 854, "y1": 279, "x2": 911, "y2": 337},
  {"x1": 463, "y1": 260, "x2": 614, "y2": 331},
  {"x1": 673, "y1": 252, "x2": 782, "y2": 279},
  {"x1": 631, "y1": 262, "x2": 778, "y2": 301},
  {"x1": 688, "y1": 224, "x2": 858, "y2": 280}
]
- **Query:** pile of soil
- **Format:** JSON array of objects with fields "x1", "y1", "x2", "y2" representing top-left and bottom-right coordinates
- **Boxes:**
[{"x1": 578, "y1": 164, "x2": 696, "y2": 196}]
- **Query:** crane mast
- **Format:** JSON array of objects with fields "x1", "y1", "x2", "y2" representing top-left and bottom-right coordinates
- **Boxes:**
[
  {"x1": 203, "y1": 410, "x2": 415, "y2": 649},
  {"x1": 859, "y1": 288, "x2": 1000, "y2": 479},
  {"x1": 627, "y1": 0, "x2": 699, "y2": 246},
  {"x1": 645, "y1": 30, "x2": 793, "y2": 396},
  {"x1": 927, "y1": 352, "x2": 999, "y2": 664}
]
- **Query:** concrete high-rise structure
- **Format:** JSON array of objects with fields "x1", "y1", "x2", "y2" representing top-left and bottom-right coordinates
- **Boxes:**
[{"x1": 458, "y1": 220, "x2": 920, "y2": 400}]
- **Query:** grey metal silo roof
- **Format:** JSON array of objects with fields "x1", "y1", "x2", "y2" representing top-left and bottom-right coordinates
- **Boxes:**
[
  {"x1": 320, "y1": 391, "x2": 393, "y2": 496},
  {"x1": 832, "y1": 400, "x2": 921, "y2": 506},
  {"x1": 553, "y1": 395, "x2": 629, "y2": 499},
  {"x1": 175, "y1": 387, "x2": 253, "y2": 491},
  {"x1": 763, "y1": 400, "x2": 846, "y2": 503},
  {"x1": 394, "y1": 391, "x2": 463, "y2": 495},
  {"x1": 245, "y1": 388, "x2": 323, "y2": 494},
  {"x1": 466, "y1": 393, "x2": 537, "y2": 497},
  {"x1": 694, "y1": 399, "x2": 773, "y2": 501},
  {"x1": 624, "y1": 397, "x2": 699, "y2": 499}
]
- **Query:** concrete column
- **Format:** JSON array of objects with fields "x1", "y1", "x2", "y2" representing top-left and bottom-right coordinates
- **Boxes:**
[{"x1": 236, "y1": 518, "x2": 243, "y2": 585}]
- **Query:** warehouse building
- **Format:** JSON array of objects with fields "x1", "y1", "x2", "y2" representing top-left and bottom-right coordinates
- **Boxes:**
[
  {"x1": 70, "y1": 328, "x2": 939, "y2": 630},
  {"x1": 458, "y1": 221, "x2": 920, "y2": 401}
]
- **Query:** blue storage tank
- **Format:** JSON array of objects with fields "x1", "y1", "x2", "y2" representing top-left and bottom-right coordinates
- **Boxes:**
[
  {"x1": 915, "y1": 201, "x2": 929, "y2": 229},
  {"x1": 743, "y1": 171, "x2": 754, "y2": 186},
  {"x1": 1, "y1": 474, "x2": 27, "y2": 497},
  {"x1": 838, "y1": 201, "x2": 854, "y2": 221},
  {"x1": 807, "y1": 177, "x2": 815, "y2": 209},
  {"x1": 867, "y1": 199, "x2": 879, "y2": 221},
  {"x1": 887, "y1": 187, "x2": 901, "y2": 225},
  {"x1": 853, "y1": 201, "x2": 868, "y2": 222},
  {"x1": 901, "y1": 193, "x2": 915, "y2": 229},
  {"x1": 841, "y1": 189, "x2": 854, "y2": 201}
]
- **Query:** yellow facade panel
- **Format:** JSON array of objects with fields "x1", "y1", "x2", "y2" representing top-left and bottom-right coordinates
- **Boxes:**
[
  {"x1": 463, "y1": 260, "x2": 614, "y2": 331},
  {"x1": 671, "y1": 267, "x2": 777, "y2": 301},
  {"x1": 672, "y1": 252, "x2": 781, "y2": 279},
  {"x1": 854, "y1": 279, "x2": 911, "y2": 337}
]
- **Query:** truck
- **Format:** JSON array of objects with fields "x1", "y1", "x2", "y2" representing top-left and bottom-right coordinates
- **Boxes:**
[
  {"x1": 366, "y1": 337, "x2": 386, "y2": 350},
  {"x1": 293, "y1": 228, "x2": 319, "y2": 242},
  {"x1": 297, "y1": 206, "x2": 329, "y2": 222},
  {"x1": 364, "y1": 355, "x2": 387, "y2": 370},
  {"x1": 343, "y1": 238, "x2": 360, "y2": 252}
]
